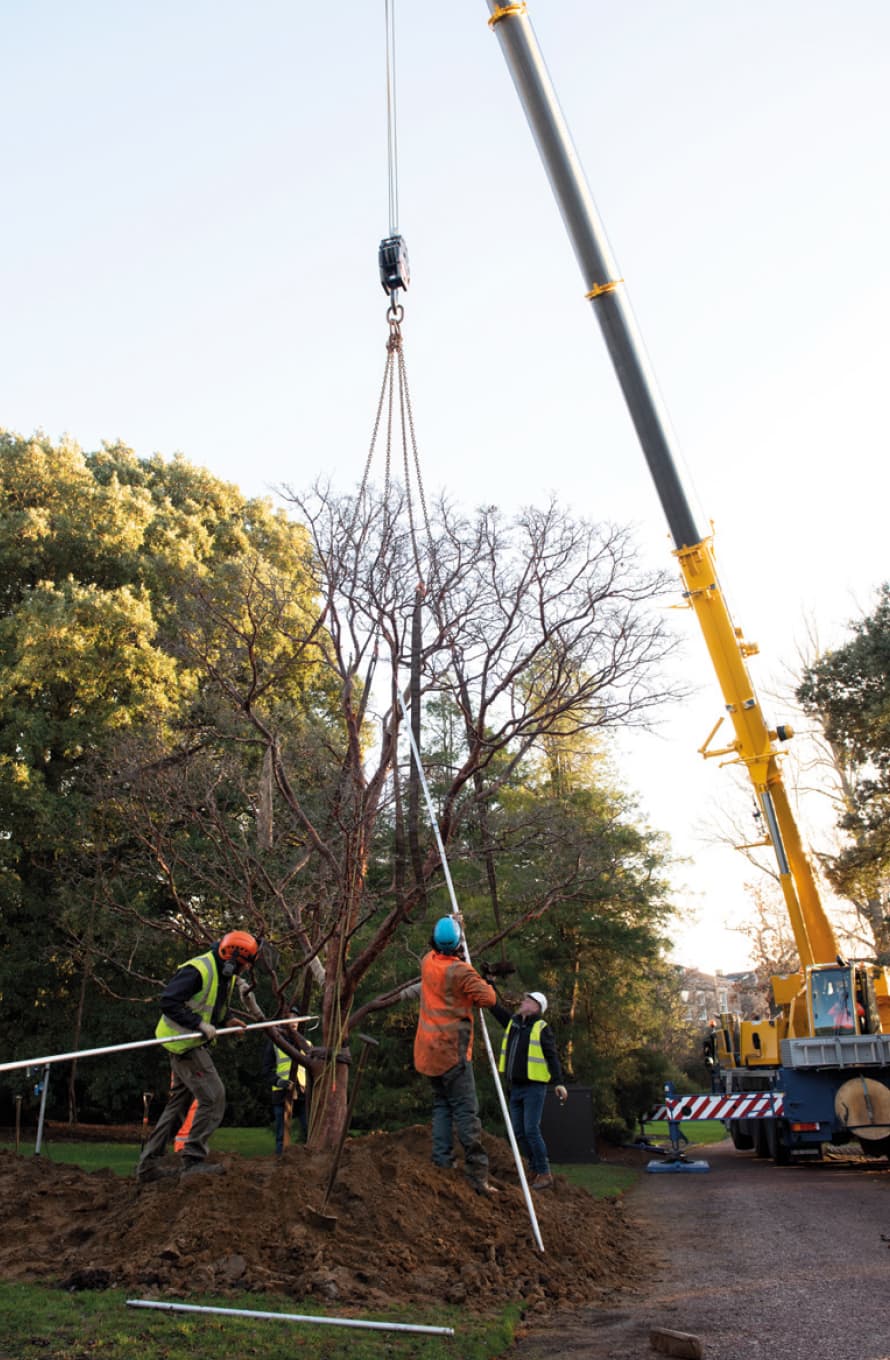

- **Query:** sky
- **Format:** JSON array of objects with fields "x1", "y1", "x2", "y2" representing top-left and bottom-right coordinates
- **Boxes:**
[{"x1": 4, "y1": 1, "x2": 890, "y2": 972}]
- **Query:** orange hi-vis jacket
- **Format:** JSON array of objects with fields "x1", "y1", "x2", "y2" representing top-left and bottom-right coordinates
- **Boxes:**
[{"x1": 413, "y1": 950, "x2": 496, "y2": 1077}]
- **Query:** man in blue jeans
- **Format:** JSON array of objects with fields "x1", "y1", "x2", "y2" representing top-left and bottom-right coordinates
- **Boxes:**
[{"x1": 491, "y1": 989, "x2": 567, "y2": 1189}]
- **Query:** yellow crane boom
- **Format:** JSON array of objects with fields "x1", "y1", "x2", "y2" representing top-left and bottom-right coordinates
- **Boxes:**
[{"x1": 485, "y1": 0, "x2": 838, "y2": 971}]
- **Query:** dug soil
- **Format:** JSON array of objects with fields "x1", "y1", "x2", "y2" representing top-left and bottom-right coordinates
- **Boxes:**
[{"x1": 0, "y1": 1127, "x2": 651, "y2": 1316}]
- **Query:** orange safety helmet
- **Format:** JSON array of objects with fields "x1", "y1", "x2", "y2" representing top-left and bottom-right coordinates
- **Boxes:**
[{"x1": 218, "y1": 930, "x2": 259, "y2": 967}]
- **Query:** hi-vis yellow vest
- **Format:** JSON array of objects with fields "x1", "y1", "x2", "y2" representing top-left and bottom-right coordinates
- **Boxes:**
[
  {"x1": 273, "y1": 1045, "x2": 306, "y2": 1092},
  {"x1": 498, "y1": 1018, "x2": 549, "y2": 1082},
  {"x1": 155, "y1": 952, "x2": 233, "y2": 1054}
]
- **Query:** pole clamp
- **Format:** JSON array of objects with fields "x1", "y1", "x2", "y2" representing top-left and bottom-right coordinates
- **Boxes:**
[
  {"x1": 488, "y1": 3, "x2": 527, "y2": 27},
  {"x1": 586, "y1": 279, "x2": 624, "y2": 299}
]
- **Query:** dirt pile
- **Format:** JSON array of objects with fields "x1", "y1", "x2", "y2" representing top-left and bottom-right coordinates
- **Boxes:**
[{"x1": 0, "y1": 1127, "x2": 648, "y2": 1315}]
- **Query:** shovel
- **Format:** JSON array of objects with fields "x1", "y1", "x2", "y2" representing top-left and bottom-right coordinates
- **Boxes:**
[{"x1": 307, "y1": 1033, "x2": 378, "y2": 1231}]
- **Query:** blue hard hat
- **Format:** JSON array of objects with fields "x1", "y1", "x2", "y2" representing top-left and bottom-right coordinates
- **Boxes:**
[{"x1": 432, "y1": 916, "x2": 462, "y2": 953}]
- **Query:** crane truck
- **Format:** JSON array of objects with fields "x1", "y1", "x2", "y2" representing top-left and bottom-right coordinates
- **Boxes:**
[{"x1": 485, "y1": 0, "x2": 890, "y2": 1162}]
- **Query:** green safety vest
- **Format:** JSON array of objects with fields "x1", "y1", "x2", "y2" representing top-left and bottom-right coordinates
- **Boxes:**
[
  {"x1": 155, "y1": 951, "x2": 233, "y2": 1054},
  {"x1": 498, "y1": 1017, "x2": 549, "y2": 1083}
]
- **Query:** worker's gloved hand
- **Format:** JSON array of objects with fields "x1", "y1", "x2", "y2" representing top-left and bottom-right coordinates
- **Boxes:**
[
  {"x1": 198, "y1": 1021, "x2": 216, "y2": 1040},
  {"x1": 274, "y1": 1077, "x2": 290, "y2": 1089},
  {"x1": 228, "y1": 1017, "x2": 247, "y2": 1036},
  {"x1": 479, "y1": 961, "x2": 495, "y2": 981},
  {"x1": 555, "y1": 1084, "x2": 568, "y2": 1105}
]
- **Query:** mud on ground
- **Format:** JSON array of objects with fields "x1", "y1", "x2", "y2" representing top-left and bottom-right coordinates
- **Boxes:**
[{"x1": 0, "y1": 1127, "x2": 650, "y2": 1316}]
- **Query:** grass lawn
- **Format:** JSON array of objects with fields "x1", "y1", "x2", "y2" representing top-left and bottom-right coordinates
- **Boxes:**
[
  {"x1": 0, "y1": 1281, "x2": 520, "y2": 1360},
  {"x1": 0, "y1": 1125, "x2": 277, "y2": 1174},
  {"x1": 637, "y1": 1119, "x2": 728, "y2": 1146}
]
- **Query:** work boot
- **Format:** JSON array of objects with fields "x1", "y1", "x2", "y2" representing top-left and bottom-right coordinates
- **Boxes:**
[
  {"x1": 136, "y1": 1158, "x2": 178, "y2": 1184},
  {"x1": 530, "y1": 1173, "x2": 554, "y2": 1190},
  {"x1": 180, "y1": 1158, "x2": 225, "y2": 1177},
  {"x1": 473, "y1": 1181, "x2": 500, "y2": 1198}
]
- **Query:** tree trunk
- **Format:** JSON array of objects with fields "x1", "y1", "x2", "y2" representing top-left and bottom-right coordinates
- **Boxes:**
[{"x1": 307, "y1": 1061, "x2": 349, "y2": 1151}]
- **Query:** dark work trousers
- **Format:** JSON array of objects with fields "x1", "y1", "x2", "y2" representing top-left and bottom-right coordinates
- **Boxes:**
[
  {"x1": 138, "y1": 1046, "x2": 226, "y2": 1168},
  {"x1": 429, "y1": 1057, "x2": 489, "y2": 1187},
  {"x1": 509, "y1": 1083, "x2": 549, "y2": 1175}
]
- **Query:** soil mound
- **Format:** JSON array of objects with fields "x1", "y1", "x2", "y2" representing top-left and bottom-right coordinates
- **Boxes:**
[{"x1": 0, "y1": 1127, "x2": 647, "y2": 1315}]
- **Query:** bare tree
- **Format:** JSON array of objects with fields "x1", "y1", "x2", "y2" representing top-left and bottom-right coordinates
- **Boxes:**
[
  {"x1": 690, "y1": 612, "x2": 881, "y2": 966},
  {"x1": 783, "y1": 620, "x2": 890, "y2": 962},
  {"x1": 103, "y1": 486, "x2": 680, "y2": 1147},
  {"x1": 731, "y1": 881, "x2": 797, "y2": 1009}
]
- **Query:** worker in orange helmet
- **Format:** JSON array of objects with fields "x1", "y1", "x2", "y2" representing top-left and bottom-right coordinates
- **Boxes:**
[
  {"x1": 136, "y1": 930, "x2": 259, "y2": 1183},
  {"x1": 413, "y1": 915, "x2": 499, "y2": 1196}
]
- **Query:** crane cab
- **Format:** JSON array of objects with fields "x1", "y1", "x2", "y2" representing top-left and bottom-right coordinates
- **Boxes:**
[{"x1": 807, "y1": 963, "x2": 877, "y2": 1037}]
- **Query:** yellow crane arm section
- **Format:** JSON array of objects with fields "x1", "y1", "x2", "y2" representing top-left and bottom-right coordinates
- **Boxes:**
[{"x1": 677, "y1": 537, "x2": 838, "y2": 969}]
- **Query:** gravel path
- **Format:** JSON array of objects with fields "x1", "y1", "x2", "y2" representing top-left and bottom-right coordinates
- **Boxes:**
[{"x1": 514, "y1": 1138, "x2": 890, "y2": 1360}]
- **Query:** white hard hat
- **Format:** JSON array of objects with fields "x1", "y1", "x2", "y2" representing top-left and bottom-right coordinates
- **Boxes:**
[{"x1": 526, "y1": 991, "x2": 548, "y2": 1014}]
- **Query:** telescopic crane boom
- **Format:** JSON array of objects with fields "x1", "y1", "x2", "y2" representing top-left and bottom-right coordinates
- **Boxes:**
[
  {"x1": 484, "y1": 0, "x2": 836, "y2": 972},
  {"x1": 486, "y1": 1, "x2": 890, "y2": 1163}
]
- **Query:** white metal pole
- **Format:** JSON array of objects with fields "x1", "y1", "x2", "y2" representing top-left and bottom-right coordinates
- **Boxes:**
[
  {"x1": 397, "y1": 690, "x2": 546, "y2": 1253},
  {"x1": 126, "y1": 1299, "x2": 455, "y2": 1336},
  {"x1": 0, "y1": 1017, "x2": 313, "y2": 1076}
]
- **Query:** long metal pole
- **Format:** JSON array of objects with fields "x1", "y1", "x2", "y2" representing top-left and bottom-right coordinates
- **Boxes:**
[
  {"x1": 0, "y1": 1017, "x2": 312, "y2": 1076},
  {"x1": 127, "y1": 1299, "x2": 454, "y2": 1336},
  {"x1": 484, "y1": 0, "x2": 698, "y2": 552},
  {"x1": 397, "y1": 690, "x2": 546, "y2": 1253}
]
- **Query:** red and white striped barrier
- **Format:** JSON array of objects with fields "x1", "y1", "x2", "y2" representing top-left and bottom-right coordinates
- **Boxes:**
[{"x1": 643, "y1": 1091, "x2": 785, "y2": 1122}]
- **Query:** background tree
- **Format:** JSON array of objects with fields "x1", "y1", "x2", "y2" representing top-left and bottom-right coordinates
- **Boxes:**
[
  {"x1": 124, "y1": 481, "x2": 681, "y2": 1145},
  {"x1": 0, "y1": 434, "x2": 687, "y2": 1144},
  {"x1": 732, "y1": 880, "x2": 797, "y2": 1006},
  {"x1": 797, "y1": 585, "x2": 890, "y2": 963},
  {"x1": 469, "y1": 731, "x2": 678, "y2": 1134},
  {"x1": 0, "y1": 431, "x2": 321, "y2": 1120}
]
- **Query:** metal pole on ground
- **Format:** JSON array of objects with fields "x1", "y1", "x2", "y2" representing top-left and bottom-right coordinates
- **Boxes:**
[
  {"x1": 0, "y1": 1016, "x2": 314, "y2": 1077},
  {"x1": 397, "y1": 690, "x2": 546, "y2": 1253},
  {"x1": 126, "y1": 1299, "x2": 455, "y2": 1336}
]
